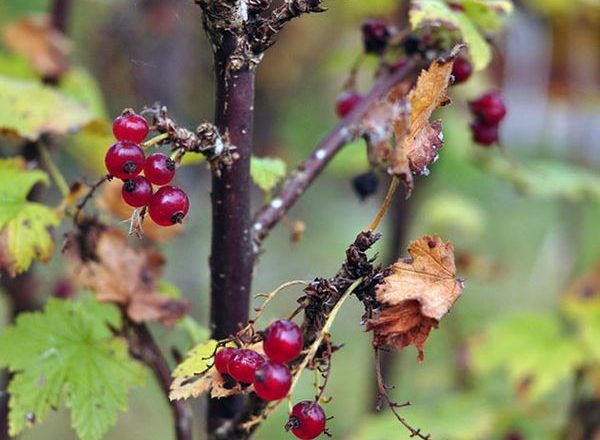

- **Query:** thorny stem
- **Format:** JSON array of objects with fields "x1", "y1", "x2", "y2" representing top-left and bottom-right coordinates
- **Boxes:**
[
  {"x1": 251, "y1": 60, "x2": 422, "y2": 246},
  {"x1": 37, "y1": 143, "x2": 70, "y2": 197},
  {"x1": 132, "y1": 324, "x2": 192, "y2": 440},
  {"x1": 368, "y1": 176, "x2": 400, "y2": 231},
  {"x1": 374, "y1": 348, "x2": 430, "y2": 440}
]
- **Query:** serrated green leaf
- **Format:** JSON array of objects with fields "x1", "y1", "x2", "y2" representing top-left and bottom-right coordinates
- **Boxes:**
[
  {"x1": 472, "y1": 312, "x2": 584, "y2": 399},
  {"x1": 0, "y1": 157, "x2": 60, "y2": 276},
  {"x1": 0, "y1": 296, "x2": 146, "y2": 440},
  {"x1": 173, "y1": 339, "x2": 218, "y2": 379},
  {"x1": 410, "y1": 0, "x2": 492, "y2": 70},
  {"x1": 0, "y1": 75, "x2": 93, "y2": 140},
  {"x1": 250, "y1": 156, "x2": 287, "y2": 193},
  {"x1": 477, "y1": 154, "x2": 600, "y2": 203}
]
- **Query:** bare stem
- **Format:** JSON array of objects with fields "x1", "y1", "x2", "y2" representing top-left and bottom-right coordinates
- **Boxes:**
[
  {"x1": 251, "y1": 60, "x2": 422, "y2": 246},
  {"x1": 368, "y1": 176, "x2": 400, "y2": 231}
]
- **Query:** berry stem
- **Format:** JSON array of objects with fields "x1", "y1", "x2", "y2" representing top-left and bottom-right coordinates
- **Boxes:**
[
  {"x1": 288, "y1": 277, "x2": 363, "y2": 402},
  {"x1": 249, "y1": 280, "x2": 308, "y2": 325},
  {"x1": 141, "y1": 132, "x2": 170, "y2": 149},
  {"x1": 36, "y1": 142, "x2": 70, "y2": 197},
  {"x1": 368, "y1": 176, "x2": 400, "y2": 231}
]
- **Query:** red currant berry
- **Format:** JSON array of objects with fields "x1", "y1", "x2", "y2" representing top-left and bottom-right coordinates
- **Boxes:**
[
  {"x1": 335, "y1": 91, "x2": 362, "y2": 118},
  {"x1": 253, "y1": 361, "x2": 291, "y2": 401},
  {"x1": 227, "y1": 349, "x2": 264, "y2": 384},
  {"x1": 263, "y1": 320, "x2": 303, "y2": 363},
  {"x1": 144, "y1": 152, "x2": 176, "y2": 186},
  {"x1": 451, "y1": 56, "x2": 472, "y2": 85},
  {"x1": 470, "y1": 91, "x2": 507, "y2": 125},
  {"x1": 148, "y1": 186, "x2": 190, "y2": 227},
  {"x1": 361, "y1": 19, "x2": 392, "y2": 54},
  {"x1": 105, "y1": 141, "x2": 145, "y2": 179},
  {"x1": 470, "y1": 120, "x2": 499, "y2": 146},
  {"x1": 121, "y1": 176, "x2": 153, "y2": 207},
  {"x1": 286, "y1": 401, "x2": 326, "y2": 440},
  {"x1": 112, "y1": 111, "x2": 149, "y2": 143},
  {"x1": 215, "y1": 347, "x2": 238, "y2": 375}
]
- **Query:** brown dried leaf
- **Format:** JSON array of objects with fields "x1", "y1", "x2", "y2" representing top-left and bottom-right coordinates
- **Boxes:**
[
  {"x1": 3, "y1": 16, "x2": 71, "y2": 78},
  {"x1": 169, "y1": 369, "x2": 241, "y2": 401},
  {"x1": 367, "y1": 235, "x2": 464, "y2": 361},
  {"x1": 68, "y1": 225, "x2": 188, "y2": 325},
  {"x1": 97, "y1": 181, "x2": 184, "y2": 242}
]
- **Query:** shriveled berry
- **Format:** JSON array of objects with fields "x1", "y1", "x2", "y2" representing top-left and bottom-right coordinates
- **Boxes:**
[
  {"x1": 144, "y1": 152, "x2": 176, "y2": 186},
  {"x1": 286, "y1": 401, "x2": 327, "y2": 440},
  {"x1": 148, "y1": 186, "x2": 189, "y2": 226},
  {"x1": 335, "y1": 91, "x2": 362, "y2": 118},
  {"x1": 352, "y1": 171, "x2": 379, "y2": 200},
  {"x1": 451, "y1": 56, "x2": 472, "y2": 84},
  {"x1": 361, "y1": 19, "x2": 392, "y2": 54},
  {"x1": 228, "y1": 349, "x2": 264, "y2": 384},
  {"x1": 113, "y1": 111, "x2": 149, "y2": 143},
  {"x1": 215, "y1": 347, "x2": 238, "y2": 375},
  {"x1": 470, "y1": 91, "x2": 507, "y2": 124},
  {"x1": 253, "y1": 361, "x2": 291, "y2": 401},
  {"x1": 122, "y1": 176, "x2": 153, "y2": 207},
  {"x1": 105, "y1": 141, "x2": 145, "y2": 179},
  {"x1": 470, "y1": 120, "x2": 499, "y2": 146},
  {"x1": 263, "y1": 320, "x2": 303, "y2": 363}
]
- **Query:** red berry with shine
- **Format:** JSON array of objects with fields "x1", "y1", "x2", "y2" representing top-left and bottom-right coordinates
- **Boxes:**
[
  {"x1": 113, "y1": 111, "x2": 149, "y2": 143},
  {"x1": 452, "y1": 56, "x2": 472, "y2": 84},
  {"x1": 470, "y1": 120, "x2": 499, "y2": 146},
  {"x1": 361, "y1": 19, "x2": 392, "y2": 54},
  {"x1": 286, "y1": 401, "x2": 327, "y2": 440},
  {"x1": 148, "y1": 186, "x2": 190, "y2": 227},
  {"x1": 215, "y1": 347, "x2": 238, "y2": 375},
  {"x1": 144, "y1": 152, "x2": 176, "y2": 186},
  {"x1": 227, "y1": 349, "x2": 264, "y2": 384},
  {"x1": 263, "y1": 320, "x2": 303, "y2": 363},
  {"x1": 121, "y1": 176, "x2": 153, "y2": 207},
  {"x1": 335, "y1": 91, "x2": 362, "y2": 118},
  {"x1": 253, "y1": 361, "x2": 291, "y2": 401},
  {"x1": 470, "y1": 91, "x2": 507, "y2": 124},
  {"x1": 105, "y1": 141, "x2": 145, "y2": 179}
]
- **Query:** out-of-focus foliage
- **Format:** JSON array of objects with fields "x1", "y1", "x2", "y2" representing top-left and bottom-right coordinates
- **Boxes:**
[{"x1": 250, "y1": 156, "x2": 287, "y2": 196}]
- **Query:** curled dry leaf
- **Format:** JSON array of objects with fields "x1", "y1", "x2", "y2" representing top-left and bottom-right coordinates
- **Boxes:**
[
  {"x1": 362, "y1": 49, "x2": 459, "y2": 195},
  {"x1": 3, "y1": 16, "x2": 71, "y2": 78},
  {"x1": 67, "y1": 222, "x2": 188, "y2": 325},
  {"x1": 97, "y1": 181, "x2": 184, "y2": 242},
  {"x1": 366, "y1": 235, "x2": 464, "y2": 361},
  {"x1": 170, "y1": 369, "x2": 241, "y2": 401}
]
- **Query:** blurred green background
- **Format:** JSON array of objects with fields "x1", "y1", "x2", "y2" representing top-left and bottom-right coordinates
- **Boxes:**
[{"x1": 1, "y1": 0, "x2": 600, "y2": 439}]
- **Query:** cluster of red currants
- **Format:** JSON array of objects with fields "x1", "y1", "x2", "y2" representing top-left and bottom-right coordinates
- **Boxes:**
[
  {"x1": 469, "y1": 91, "x2": 507, "y2": 146},
  {"x1": 104, "y1": 110, "x2": 189, "y2": 226},
  {"x1": 214, "y1": 320, "x2": 327, "y2": 439}
]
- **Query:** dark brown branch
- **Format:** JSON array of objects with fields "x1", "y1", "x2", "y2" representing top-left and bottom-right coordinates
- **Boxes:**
[
  {"x1": 251, "y1": 60, "x2": 422, "y2": 247},
  {"x1": 132, "y1": 324, "x2": 192, "y2": 440},
  {"x1": 51, "y1": 0, "x2": 72, "y2": 34},
  {"x1": 251, "y1": 0, "x2": 327, "y2": 52}
]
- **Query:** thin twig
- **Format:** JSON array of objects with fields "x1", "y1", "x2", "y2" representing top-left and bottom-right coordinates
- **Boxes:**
[
  {"x1": 374, "y1": 348, "x2": 430, "y2": 439},
  {"x1": 132, "y1": 324, "x2": 192, "y2": 440},
  {"x1": 251, "y1": 60, "x2": 422, "y2": 247},
  {"x1": 368, "y1": 176, "x2": 400, "y2": 231},
  {"x1": 73, "y1": 176, "x2": 109, "y2": 223}
]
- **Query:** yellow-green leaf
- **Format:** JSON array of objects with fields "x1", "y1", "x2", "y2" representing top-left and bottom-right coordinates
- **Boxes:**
[
  {"x1": 250, "y1": 156, "x2": 287, "y2": 194},
  {"x1": 172, "y1": 339, "x2": 218, "y2": 379},
  {"x1": 462, "y1": 0, "x2": 513, "y2": 31},
  {"x1": 0, "y1": 75, "x2": 93, "y2": 140},
  {"x1": 0, "y1": 157, "x2": 60, "y2": 276}
]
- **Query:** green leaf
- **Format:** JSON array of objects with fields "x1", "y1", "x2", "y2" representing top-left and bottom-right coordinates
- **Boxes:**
[
  {"x1": 172, "y1": 339, "x2": 218, "y2": 379},
  {"x1": 471, "y1": 312, "x2": 584, "y2": 399},
  {"x1": 59, "y1": 67, "x2": 108, "y2": 120},
  {"x1": 462, "y1": 0, "x2": 513, "y2": 31},
  {"x1": 0, "y1": 75, "x2": 93, "y2": 140},
  {"x1": 0, "y1": 52, "x2": 38, "y2": 80},
  {"x1": 410, "y1": 0, "x2": 492, "y2": 70},
  {"x1": 477, "y1": 154, "x2": 600, "y2": 203},
  {"x1": 250, "y1": 156, "x2": 287, "y2": 194},
  {"x1": 0, "y1": 295, "x2": 146, "y2": 440},
  {"x1": 0, "y1": 157, "x2": 60, "y2": 276}
]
